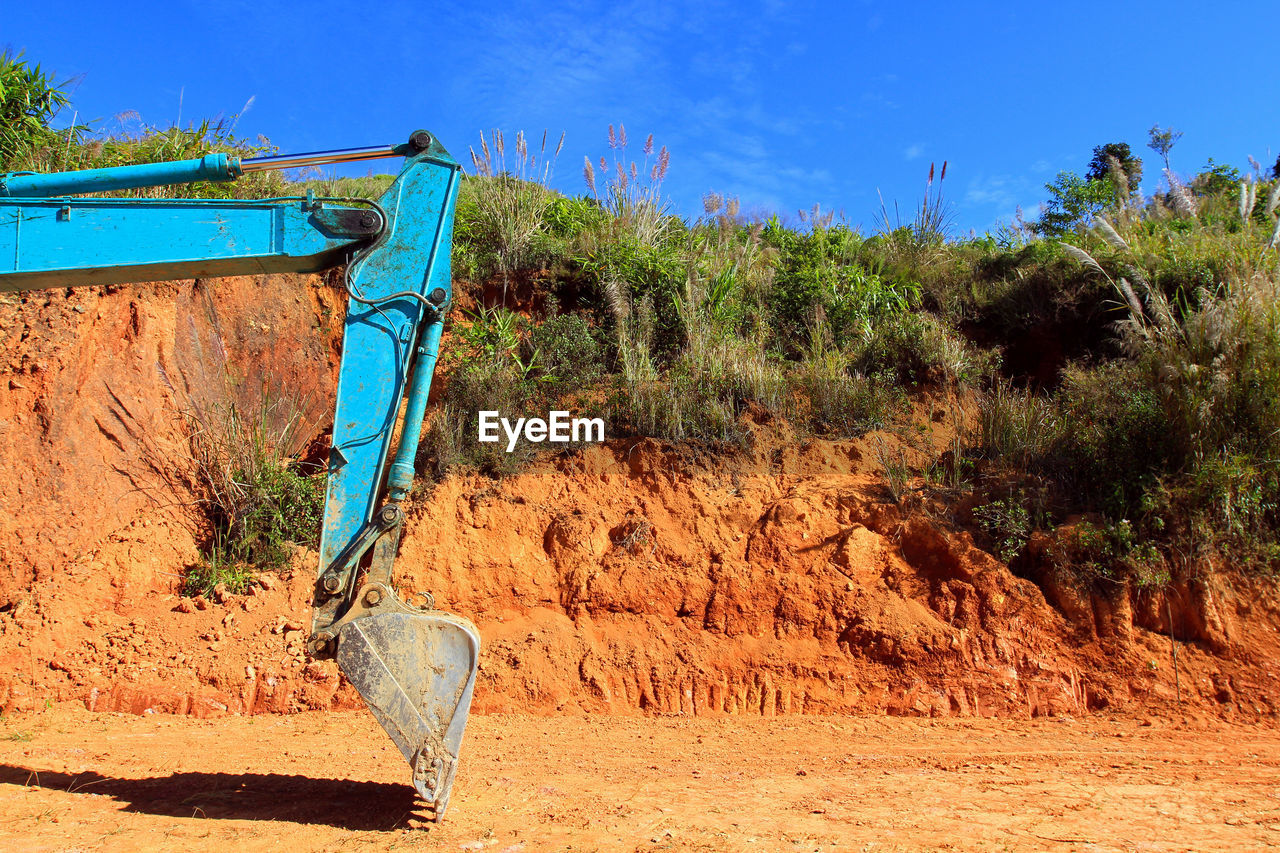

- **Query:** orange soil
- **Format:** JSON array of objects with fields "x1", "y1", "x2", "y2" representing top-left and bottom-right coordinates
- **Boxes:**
[
  {"x1": 2, "y1": 704, "x2": 1278, "y2": 851},
  {"x1": 1, "y1": 277, "x2": 1279, "y2": 847}
]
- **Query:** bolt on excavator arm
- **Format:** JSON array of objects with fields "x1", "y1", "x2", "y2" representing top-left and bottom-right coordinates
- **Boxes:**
[{"x1": 0, "y1": 130, "x2": 480, "y2": 820}]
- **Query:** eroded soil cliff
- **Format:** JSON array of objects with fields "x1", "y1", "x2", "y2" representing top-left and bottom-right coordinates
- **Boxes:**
[{"x1": 0, "y1": 279, "x2": 1276, "y2": 723}]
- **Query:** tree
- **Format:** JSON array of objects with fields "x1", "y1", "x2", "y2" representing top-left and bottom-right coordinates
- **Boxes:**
[
  {"x1": 1192, "y1": 158, "x2": 1240, "y2": 196},
  {"x1": 1147, "y1": 124, "x2": 1183, "y2": 172},
  {"x1": 1085, "y1": 142, "x2": 1142, "y2": 197},
  {"x1": 1033, "y1": 171, "x2": 1114, "y2": 236},
  {"x1": 1272, "y1": 154, "x2": 1280, "y2": 180}
]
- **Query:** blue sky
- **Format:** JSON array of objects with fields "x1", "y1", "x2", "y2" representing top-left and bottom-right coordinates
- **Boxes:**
[{"x1": 7, "y1": 0, "x2": 1279, "y2": 234}]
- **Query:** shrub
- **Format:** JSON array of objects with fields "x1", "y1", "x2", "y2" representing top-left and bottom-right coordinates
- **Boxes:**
[
  {"x1": 575, "y1": 233, "x2": 686, "y2": 358},
  {"x1": 183, "y1": 396, "x2": 325, "y2": 594},
  {"x1": 606, "y1": 336, "x2": 784, "y2": 445},
  {"x1": 544, "y1": 194, "x2": 604, "y2": 235},
  {"x1": 528, "y1": 309, "x2": 604, "y2": 391},
  {"x1": 1191, "y1": 158, "x2": 1240, "y2": 197},
  {"x1": 422, "y1": 305, "x2": 610, "y2": 477},
  {"x1": 1034, "y1": 171, "x2": 1115, "y2": 236},
  {"x1": 853, "y1": 311, "x2": 990, "y2": 386},
  {"x1": 1048, "y1": 363, "x2": 1169, "y2": 518},
  {"x1": 973, "y1": 495, "x2": 1031, "y2": 563},
  {"x1": 1183, "y1": 454, "x2": 1279, "y2": 547},
  {"x1": 421, "y1": 361, "x2": 541, "y2": 478},
  {"x1": 1046, "y1": 519, "x2": 1164, "y2": 588},
  {"x1": 765, "y1": 221, "x2": 894, "y2": 348}
]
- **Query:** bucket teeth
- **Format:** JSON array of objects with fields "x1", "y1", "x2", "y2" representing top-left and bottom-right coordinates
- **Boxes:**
[{"x1": 335, "y1": 607, "x2": 480, "y2": 819}]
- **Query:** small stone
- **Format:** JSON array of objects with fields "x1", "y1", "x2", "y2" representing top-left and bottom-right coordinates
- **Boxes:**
[
  {"x1": 258, "y1": 574, "x2": 278, "y2": 591},
  {"x1": 8, "y1": 379, "x2": 23, "y2": 390},
  {"x1": 175, "y1": 599, "x2": 194, "y2": 614},
  {"x1": 283, "y1": 620, "x2": 304, "y2": 632},
  {"x1": 245, "y1": 665, "x2": 256, "y2": 680},
  {"x1": 193, "y1": 595, "x2": 209, "y2": 611}
]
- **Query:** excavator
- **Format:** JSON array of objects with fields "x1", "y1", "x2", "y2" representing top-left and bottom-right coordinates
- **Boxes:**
[{"x1": 0, "y1": 131, "x2": 479, "y2": 819}]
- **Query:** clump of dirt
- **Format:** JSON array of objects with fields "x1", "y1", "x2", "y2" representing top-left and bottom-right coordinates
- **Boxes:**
[{"x1": 0, "y1": 279, "x2": 1277, "y2": 723}]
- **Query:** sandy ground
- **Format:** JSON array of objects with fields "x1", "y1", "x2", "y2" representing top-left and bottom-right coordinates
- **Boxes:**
[{"x1": 0, "y1": 706, "x2": 1277, "y2": 852}]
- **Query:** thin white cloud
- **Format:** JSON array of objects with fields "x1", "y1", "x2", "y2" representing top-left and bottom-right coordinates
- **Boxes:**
[
  {"x1": 904, "y1": 143, "x2": 924, "y2": 160},
  {"x1": 441, "y1": 1, "x2": 836, "y2": 219},
  {"x1": 965, "y1": 174, "x2": 1021, "y2": 208},
  {"x1": 964, "y1": 172, "x2": 1045, "y2": 228}
]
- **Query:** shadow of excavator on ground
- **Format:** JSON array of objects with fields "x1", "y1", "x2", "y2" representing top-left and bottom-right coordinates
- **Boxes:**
[{"x1": 0, "y1": 763, "x2": 430, "y2": 830}]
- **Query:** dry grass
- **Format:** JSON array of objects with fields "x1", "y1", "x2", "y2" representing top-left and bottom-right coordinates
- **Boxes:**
[
  {"x1": 461, "y1": 129, "x2": 565, "y2": 300},
  {"x1": 182, "y1": 391, "x2": 323, "y2": 587},
  {"x1": 584, "y1": 125, "x2": 673, "y2": 247}
]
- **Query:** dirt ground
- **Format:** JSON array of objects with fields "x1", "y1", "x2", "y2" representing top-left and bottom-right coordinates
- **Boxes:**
[
  {"x1": 1, "y1": 705, "x2": 1277, "y2": 852},
  {"x1": 6, "y1": 280, "x2": 1280, "y2": 852}
]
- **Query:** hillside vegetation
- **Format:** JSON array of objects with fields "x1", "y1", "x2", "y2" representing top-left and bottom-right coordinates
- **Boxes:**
[{"x1": 5, "y1": 52, "x2": 1280, "y2": 598}]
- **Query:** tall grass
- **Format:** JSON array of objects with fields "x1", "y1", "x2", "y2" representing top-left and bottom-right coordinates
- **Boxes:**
[
  {"x1": 583, "y1": 124, "x2": 672, "y2": 247},
  {"x1": 875, "y1": 161, "x2": 955, "y2": 271},
  {"x1": 457, "y1": 129, "x2": 565, "y2": 299},
  {"x1": 182, "y1": 393, "x2": 324, "y2": 594}
]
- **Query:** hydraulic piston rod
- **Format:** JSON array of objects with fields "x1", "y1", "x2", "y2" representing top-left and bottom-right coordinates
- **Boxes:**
[
  {"x1": 240, "y1": 142, "x2": 405, "y2": 172},
  {"x1": 0, "y1": 132, "x2": 432, "y2": 198}
]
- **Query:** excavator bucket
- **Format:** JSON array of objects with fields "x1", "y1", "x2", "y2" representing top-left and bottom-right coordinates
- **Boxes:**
[{"x1": 336, "y1": 608, "x2": 480, "y2": 818}]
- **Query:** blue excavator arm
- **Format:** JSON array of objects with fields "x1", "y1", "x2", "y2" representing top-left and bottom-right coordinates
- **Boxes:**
[{"x1": 0, "y1": 131, "x2": 479, "y2": 819}]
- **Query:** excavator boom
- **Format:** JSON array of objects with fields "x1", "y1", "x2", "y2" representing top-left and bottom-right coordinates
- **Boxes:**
[{"x1": 0, "y1": 131, "x2": 480, "y2": 819}]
